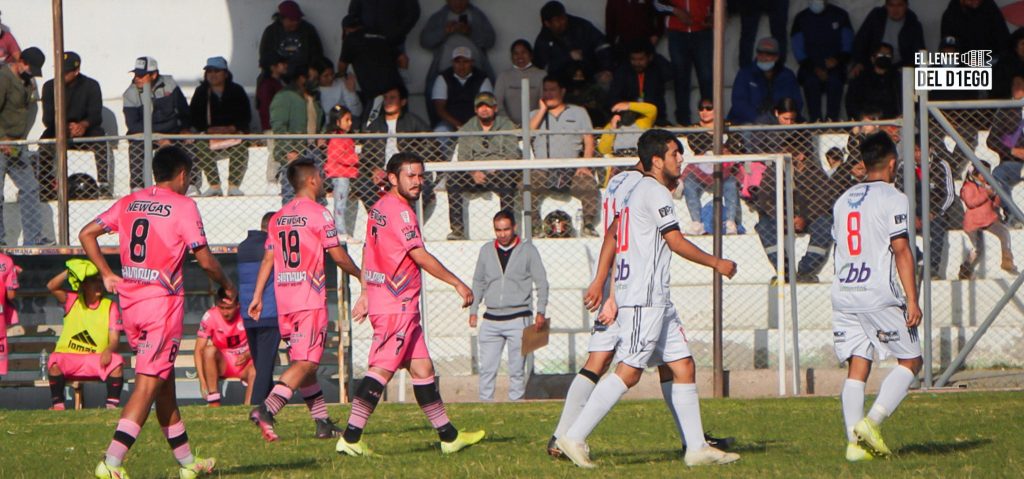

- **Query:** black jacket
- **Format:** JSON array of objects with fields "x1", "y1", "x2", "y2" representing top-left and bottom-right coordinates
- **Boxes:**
[
  {"x1": 845, "y1": 67, "x2": 901, "y2": 120},
  {"x1": 533, "y1": 14, "x2": 612, "y2": 77},
  {"x1": 940, "y1": 0, "x2": 1010, "y2": 59},
  {"x1": 189, "y1": 78, "x2": 252, "y2": 133},
  {"x1": 348, "y1": 0, "x2": 421, "y2": 48},
  {"x1": 41, "y1": 73, "x2": 104, "y2": 139},
  {"x1": 362, "y1": 110, "x2": 432, "y2": 173},
  {"x1": 608, "y1": 64, "x2": 668, "y2": 126},
  {"x1": 851, "y1": 6, "x2": 926, "y2": 68},
  {"x1": 258, "y1": 20, "x2": 324, "y2": 69},
  {"x1": 340, "y1": 28, "x2": 402, "y2": 100}
]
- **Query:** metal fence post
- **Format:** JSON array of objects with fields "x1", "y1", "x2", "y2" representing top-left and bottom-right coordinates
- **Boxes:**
[
  {"x1": 52, "y1": 0, "x2": 69, "y2": 246},
  {"x1": 142, "y1": 82, "x2": 153, "y2": 187},
  {"x1": 918, "y1": 90, "x2": 933, "y2": 389},
  {"x1": 520, "y1": 77, "x2": 533, "y2": 240},
  {"x1": 901, "y1": 68, "x2": 917, "y2": 263},
  {"x1": 784, "y1": 155, "x2": 800, "y2": 395},
  {"x1": 774, "y1": 155, "x2": 787, "y2": 396}
]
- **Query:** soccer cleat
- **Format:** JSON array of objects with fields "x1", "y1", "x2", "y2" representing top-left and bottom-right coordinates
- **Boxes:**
[
  {"x1": 249, "y1": 405, "x2": 279, "y2": 442},
  {"x1": 684, "y1": 445, "x2": 741, "y2": 466},
  {"x1": 704, "y1": 432, "x2": 736, "y2": 451},
  {"x1": 95, "y1": 461, "x2": 129, "y2": 479},
  {"x1": 846, "y1": 442, "x2": 874, "y2": 462},
  {"x1": 178, "y1": 457, "x2": 216, "y2": 479},
  {"x1": 546, "y1": 435, "x2": 563, "y2": 458},
  {"x1": 555, "y1": 437, "x2": 595, "y2": 468},
  {"x1": 854, "y1": 418, "x2": 891, "y2": 456},
  {"x1": 336, "y1": 438, "x2": 373, "y2": 457},
  {"x1": 314, "y1": 418, "x2": 344, "y2": 439},
  {"x1": 441, "y1": 430, "x2": 485, "y2": 454}
]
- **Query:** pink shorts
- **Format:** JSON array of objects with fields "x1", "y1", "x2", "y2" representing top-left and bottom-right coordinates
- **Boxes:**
[
  {"x1": 48, "y1": 352, "x2": 125, "y2": 381},
  {"x1": 282, "y1": 309, "x2": 328, "y2": 363},
  {"x1": 122, "y1": 295, "x2": 185, "y2": 380},
  {"x1": 0, "y1": 336, "x2": 7, "y2": 376},
  {"x1": 367, "y1": 313, "x2": 429, "y2": 372},
  {"x1": 279, "y1": 317, "x2": 294, "y2": 342},
  {"x1": 220, "y1": 351, "x2": 253, "y2": 379}
]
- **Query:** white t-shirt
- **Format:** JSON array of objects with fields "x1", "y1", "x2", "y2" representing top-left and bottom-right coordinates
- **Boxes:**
[
  {"x1": 614, "y1": 176, "x2": 680, "y2": 308},
  {"x1": 385, "y1": 118, "x2": 399, "y2": 163},
  {"x1": 431, "y1": 73, "x2": 494, "y2": 101},
  {"x1": 831, "y1": 181, "x2": 910, "y2": 312}
]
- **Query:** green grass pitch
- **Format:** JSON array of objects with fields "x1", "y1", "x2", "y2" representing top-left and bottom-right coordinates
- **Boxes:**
[{"x1": 0, "y1": 391, "x2": 1020, "y2": 478}]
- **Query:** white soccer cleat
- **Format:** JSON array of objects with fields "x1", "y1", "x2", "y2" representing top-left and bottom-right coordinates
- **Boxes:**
[
  {"x1": 684, "y1": 445, "x2": 740, "y2": 466},
  {"x1": 555, "y1": 437, "x2": 595, "y2": 468}
]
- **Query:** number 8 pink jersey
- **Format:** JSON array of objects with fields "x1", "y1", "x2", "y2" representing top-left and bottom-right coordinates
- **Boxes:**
[
  {"x1": 265, "y1": 197, "x2": 340, "y2": 314},
  {"x1": 95, "y1": 186, "x2": 207, "y2": 309}
]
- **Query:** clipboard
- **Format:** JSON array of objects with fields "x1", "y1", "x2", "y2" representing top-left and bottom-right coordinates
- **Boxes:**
[{"x1": 521, "y1": 321, "x2": 550, "y2": 356}]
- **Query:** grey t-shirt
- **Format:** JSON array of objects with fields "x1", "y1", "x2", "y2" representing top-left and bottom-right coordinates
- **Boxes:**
[
  {"x1": 883, "y1": 17, "x2": 904, "y2": 64},
  {"x1": 530, "y1": 104, "x2": 592, "y2": 159}
]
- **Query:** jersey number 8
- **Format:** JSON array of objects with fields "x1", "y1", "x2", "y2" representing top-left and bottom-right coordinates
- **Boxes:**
[{"x1": 846, "y1": 212, "x2": 862, "y2": 256}]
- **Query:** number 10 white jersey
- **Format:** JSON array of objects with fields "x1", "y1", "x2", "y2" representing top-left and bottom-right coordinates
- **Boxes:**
[
  {"x1": 614, "y1": 176, "x2": 680, "y2": 308},
  {"x1": 831, "y1": 181, "x2": 910, "y2": 313}
]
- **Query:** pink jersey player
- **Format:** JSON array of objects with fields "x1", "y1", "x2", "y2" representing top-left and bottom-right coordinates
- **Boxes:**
[
  {"x1": 362, "y1": 193, "x2": 424, "y2": 316},
  {"x1": 0, "y1": 253, "x2": 19, "y2": 377},
  {"x1": 197, "y1": 306, "x2": 251, "y2": 378}
]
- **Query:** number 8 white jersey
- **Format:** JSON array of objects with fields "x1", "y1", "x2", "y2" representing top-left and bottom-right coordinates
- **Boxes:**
[
  {"x1": 614, "y1": 176, "x2": 679, "y2": 308},
  {"x1": 831, "y1": 181, "x2": 910, "y2": 312}
]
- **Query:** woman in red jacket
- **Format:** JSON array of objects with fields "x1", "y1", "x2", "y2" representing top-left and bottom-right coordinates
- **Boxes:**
[{"x1": 959, "y1": 162, "x2": 1018, "y2": 279}]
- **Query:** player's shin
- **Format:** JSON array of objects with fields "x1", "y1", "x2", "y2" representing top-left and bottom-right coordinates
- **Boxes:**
[
  {"x1": 300, "y1": 383, "x2": 329, "y2": 420},
  {"x1": 671, "y1": 383, "x2": 708, "y2": 451},
  {"x1": 842, "y1": 379, "x2": 866, "y2": 442},
  {"x1": 660, "y1": 380, "x2": 686, "y2": 449},
  {"x1": 413, "y1": 376, "x2": 458, "y2": 442},
  {"x1": 106, "y1": 375, "x2": 124, "y2": 409},
  {"x1": 553, "y1": 368, "x2": 600, "y2": 439},
  {"x1": 342, "y1": 372, "x2": 386, "y2": 443},
  {"x1": 162, "y1": 421, "x2": 195, "y2": 466},
  {"x1": 264, "y1": 381, "x2": 293, "y2": 416},
  {"x1": 105, "y1": 418, "x2": 141, "y2": 467},
  {"x1": 48, "y1": 374, "x2": 66, "y2": 409},
  {"x1": 867, "y1": 365, "x2": 915, "y2": 425},
  {"x1": 564, "y1": 373, "x2": 628, "y2": 441}
]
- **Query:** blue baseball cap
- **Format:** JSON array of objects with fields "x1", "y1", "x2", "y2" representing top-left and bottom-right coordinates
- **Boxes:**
[{"x1": 204, "y1": 56, "x2": 229, "y2": 71}]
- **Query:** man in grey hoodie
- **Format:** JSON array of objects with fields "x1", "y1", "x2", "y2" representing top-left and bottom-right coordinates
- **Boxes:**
[{"x1": 469, "y1": 210, "x2": 548, "y2": 401}]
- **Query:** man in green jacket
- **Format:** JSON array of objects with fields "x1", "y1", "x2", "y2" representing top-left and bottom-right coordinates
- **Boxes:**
[
  {"x1": 270, "y1": 61, "x2": 324, "y2": 204},
  {"x1": 447, "y1": 92, "x2": 521, "y2": 240},
  {"x1": 0, "y1": 47, "x2": 51, "y2": 246}
]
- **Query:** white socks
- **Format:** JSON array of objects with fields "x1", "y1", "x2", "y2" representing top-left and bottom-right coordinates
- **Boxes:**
[
  {"x1": 841, "y1": 379, "x2": 866, "y2": 442},
  {"x1": 671, "y1": 383, "x2": 707, "y2": 451},
  {"x1": 565, "y1": 374, "x2": 628, "y2": 441},
  {"x1": 661, "y1": 381, "x2": 686, "y2": 449},
  {"x1": 554, "y1": 373, "x2": 598, "y2": 439},
  {"x1": 867, "y1": 366, "x2": 915, "y2": 425}
]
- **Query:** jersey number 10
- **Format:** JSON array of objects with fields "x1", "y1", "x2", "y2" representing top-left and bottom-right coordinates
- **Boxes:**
[{"x1": 615, "y1": 208, "x2": 630, "y2": 253}]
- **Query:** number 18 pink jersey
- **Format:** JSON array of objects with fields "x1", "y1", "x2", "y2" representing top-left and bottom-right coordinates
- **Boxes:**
[
  {"x1": 266, "y1": 197, "x2": 340, "y2": 314},
  {"x1": 95, "y1": 186, "x2": 207, "y2": 309}
]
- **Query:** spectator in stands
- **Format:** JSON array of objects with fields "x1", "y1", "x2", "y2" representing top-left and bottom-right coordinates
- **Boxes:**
[
  {"x1": 941, "y1": 0, "x2": 1009, "y2": 69},
  {"x1": 529, "y1": 75, "x2": 599, "y2": 237},
  {"x1": 986, "y1": 74, "x2": 1024, "y2": 227},
  {"x1": 315, "y1": 57, "x2": 362, "y2": 126},
  {"x1": 682, "y1": 98, "x2": 740, "y2": 235},
  {"x1": 338, "y1": 14, "x2": 407, "y2": 104},
  {"x1": 658, "y1": 0, "x2": 713, "y2": 126},
  {"x1": 257, "y1": 53, "x2": 289, "y2": 133},
  {"x1": 495, "y1": 39, "x2": 546, "y2": 126},
  {"x1": 347, "y1": 0, "x2": 420, "y2": 52},
  {"x1": 195, "y1": 287, "x2": 256, "y2": 406},
  {"x1": 447, "y1": 92, "x2": 520, "y2": 240},
  {"x1": 0, "y1": 11, "x2": 20, "y2": 64},
  {"x1": 736, "y1": 0, "x2": 789, "y2": 69},
  {"x1": 993, "y1": 28, "x2": 1024, "y2": 99},
  {"x1": 358, "y1": 84, "x2": 435, "y2": 211},
  {"x1": 597, "y1": 101, "x2": 657, "y2": 158},
  {"x1": 845, "y1": 106, "x2": 885, "y2": 166},
  {"x1": 728, "y1": 38, "x2": 802, "y2": 125},
  {"x1": 959, "y1": 161, "x2": 1018, "y2": 279},
  {"x1": 897, "y1": 142, "x2": 957, "y2": 279},
  {"x1": 469, "y1": 209, "x2": 548, "y2": 401},
  {"x1": 608, "y1": 41, "x2": 668, "y2": 126},
  {"x1": 850, "y1": 0, "x2": 925, "y2": 77},
  {"x1": 39, "y1": 51, "x2": 109, "y2": 201},
  {"x1": 189, "y1": 56, "x2": 252, "y2": 197},
  {"x1": 258, "y1": 1, "x2": 324, "y2": 75},
  {"x1": 791, "y1": 0, "x2": 853, "y2": 122},
  {"x1": 123, "y1": 56, "x2": 191, "y2": 192},
  {"x1": 533, "y1": 1, "x2": 613, "y2": 82},
  {"x1": 431, "y1": 47, "x2": 494, "y2": 132},
  {"x1": 605, "y1": 0, "x2": 663, "y2": 64},
  {"x1": 238, "y1": 212, "x2": 279, "y2": 406},
  {"x1": 325, "y1": 105, "x2": 359, "y2": 239},
  {"x1": 270, "y1": 60, "x2": 324, "y2": 204},
  {"x1": 421, "y1": 0, "x2": 496, "y2": 126},
  {"x1": 0, "y1": 252, "x2": 17, "y2": 379},
  {"x1": 930, "y1": 36, "x2": 979, "y2": 103},
  {"x1": 565, "y1": 61, "x2": 609, "y2": 128},
  {"x1": 845, "y1": 43, "x2": 901, "y2": 121},
  {"x1": 44, "y1": 261, "x2": 124, "y2": 410},
  {"x1": 0, "y1": 47, "x2": 50, "y2": 246}
]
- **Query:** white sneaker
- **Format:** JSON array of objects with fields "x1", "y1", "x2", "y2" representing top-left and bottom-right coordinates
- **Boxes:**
[
  {"x1": 186, "y1": 185, "x2": 199, "y2": 196},
  {"x1": 555, "y1": 437, "x2": 595, "y2": 468},
  {"x1": 684, "y1": 221, "x2": 706, "y2": 236},
  {"x1": 684, "y1": 445, "x2": 740, "y2": 466},
  {"x1": 725, "y1": 220, "x2": 738, "y2": 235},
  {"x1": 227, "y1": 186, "x2": 245, "y2": 196},
  {"x1": 201, "y1": 186, "x2": 223, "y2": 197}
]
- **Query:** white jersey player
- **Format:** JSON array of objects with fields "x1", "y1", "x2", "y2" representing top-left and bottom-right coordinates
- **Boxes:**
[
  {"x1": 831, "y1": 131, "x2": 922, "y2": 462},
  {"x1": 556, "y1": 129, "x2": 739, "y2": 469}
]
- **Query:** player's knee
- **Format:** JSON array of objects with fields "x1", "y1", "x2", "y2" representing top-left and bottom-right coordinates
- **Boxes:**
[
  {"x1": 202, "y1": 345, "x2": 218, "y2": 360},
  {"x1": 899, "y1": 356, "x2": 923, "y2": 375},
  {"x1": 111, "y1": 365, "x2": 124, "y2": 377},
  {"x1": 48, "y1": 364, "x2": 63, "y2": 376}
]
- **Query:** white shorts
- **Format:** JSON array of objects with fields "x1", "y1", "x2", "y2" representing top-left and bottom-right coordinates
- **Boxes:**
[
  {"x1": 832, "y1": 306, "x2": 922, "y2": 362},
  {"x1": 613, "y1": 305, "x2": 691, "y2": 369},
  {"x1": 586, "y1": 318, "x2": 621, "y2": 352}
]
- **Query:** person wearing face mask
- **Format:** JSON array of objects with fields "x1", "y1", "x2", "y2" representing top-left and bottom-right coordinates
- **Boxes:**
[
  {"x1": 269, "y1": 60, "x2": 326, "y2": 204},
  {"x1": 791, "y1": 0, "x2": 854, "y2": 122},
  {"x1": 845, "y1": 43, "x2": 901, "y2": 121},
  {"x1": 0, "y1": 46, "x2": 51, "y2": 245},
  {"x1": 727, "y1": 37, "x2": 802, "y2": 125}
]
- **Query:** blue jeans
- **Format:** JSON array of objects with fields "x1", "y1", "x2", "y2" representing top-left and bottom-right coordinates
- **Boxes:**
[
  {"x1": 799, "y1": 67, "x2": 845, "y2": 122},
  {"x1": 739, "y1": 0, "x2": 790, "y2": 68},
  {"x1": 0, "y1": 147, "x2": 49, "y2": 245},
  {"x1": 993, "y1": 160, "x2": 1022, "y2": 221},
  {"x1": 754, "y1": 213, "x2": 833, "y2": 275},
  {"x1": 667, "y1": 29, "x2": 713, "y2": 125},
  {"x1": 331, "y1": 177, "x2": 352, "y2": 236},
  {"x1": 683, "y1": 174, "x2": 738, "y2": 222}
]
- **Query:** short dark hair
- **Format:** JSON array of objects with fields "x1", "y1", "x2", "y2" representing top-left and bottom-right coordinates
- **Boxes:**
[
  {"x1": 284, "y1": 60, "x2": 309, "y2": 84},
  {"x1": 774, "y1": 97, "x2": 800, "y2": 115},
  {"x1": 152, "y1": 145, "x2": 193, "y2": 182},
  {"x1": 542, "y1": 74, "x2": 565, "y2": 89},
  {"x1": 313, "y1": 56, "x2": 334, "y2": 73},
  {"x1": 260, "y1": 211, "x2": 275, "y2": 231},
  {"x1": 541, "y1": 1, "x2": 566, "y2": 22},
  {"x1": 215, "y1": 287, "x2": 233, "y2": 303},
  {"x1": 627, "y1": 40, "x2": 653, "y2": 56},
  {"x1": 493, "y1": 209, "x2": 516, "y2": 226},
  {"x1": 859, "y1": 131, "x2": 897, "y2": 171},
  {"x1": 384, "y1": 82, "x2": 410, "y2": 100},
  {"x1": 386, "y1": 151, "x2": 425, "y2": 176},
  {"x1": 510, "y1": 39, "x2": 533, "y2": 54},
  {"x1": 875, "y1": 42, "x2": 895, "y2": 55},
  {"x1": 637, "y1": 129, "x2": 680, "y2": 171},
  {"x1": 286, "y1": 157, "x2": 319, "y2": 190},
  {"x1": 859, "y1": 105, "x2": 883, "y2": 120}
]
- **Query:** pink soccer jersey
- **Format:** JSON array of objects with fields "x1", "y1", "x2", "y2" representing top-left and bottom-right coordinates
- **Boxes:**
[
  {"x1": 198, "y1": 307, "x2": 249, "y2": 358},
  {"x1": 362, "y1": 193, "x2": 424, "y2": 315},
  {"x1": 0, "y1": 253, "x2": 18, "y2": 334},
  {"x1": 266, "y1": 197, "x2": 340, "y2": 314},
  {"x1": 94, "y1": 186, "x2": 207, "y2": 309}
]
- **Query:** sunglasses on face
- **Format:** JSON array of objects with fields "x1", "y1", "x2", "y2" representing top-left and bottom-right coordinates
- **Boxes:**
[{"x1": 699, "y1": 105, "x2": 714, "y2": 111}]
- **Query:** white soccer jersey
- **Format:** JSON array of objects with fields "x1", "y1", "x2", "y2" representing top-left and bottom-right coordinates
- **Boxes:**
[
  {"x1": 614, "y1": 176, "x2": 679, "y2": 308},
  {"x1": 603, "y1": 169, "x2": 644, "y2": 231},
  {"x1": 831, "y1": 181, "x2": 910, "y2": 312}
]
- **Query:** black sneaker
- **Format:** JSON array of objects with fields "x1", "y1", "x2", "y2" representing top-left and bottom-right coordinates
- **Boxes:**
[
  {"x1": 704, "y1": 432, "x2": 736, "y2": 451},
  {"x1": 795, "y1": 273, "x2": 819, "y2": 283},
  {"x1": 546, "y1": 435, "x2": 563, "y2": 458},
  {"x1": 314, "y1": 418, "x2": 344, "y2": 439}
]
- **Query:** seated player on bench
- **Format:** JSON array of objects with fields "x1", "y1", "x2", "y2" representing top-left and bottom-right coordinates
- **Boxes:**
[{"x1": 195, "y1": 288, "x2": 256, "y2": 406}]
